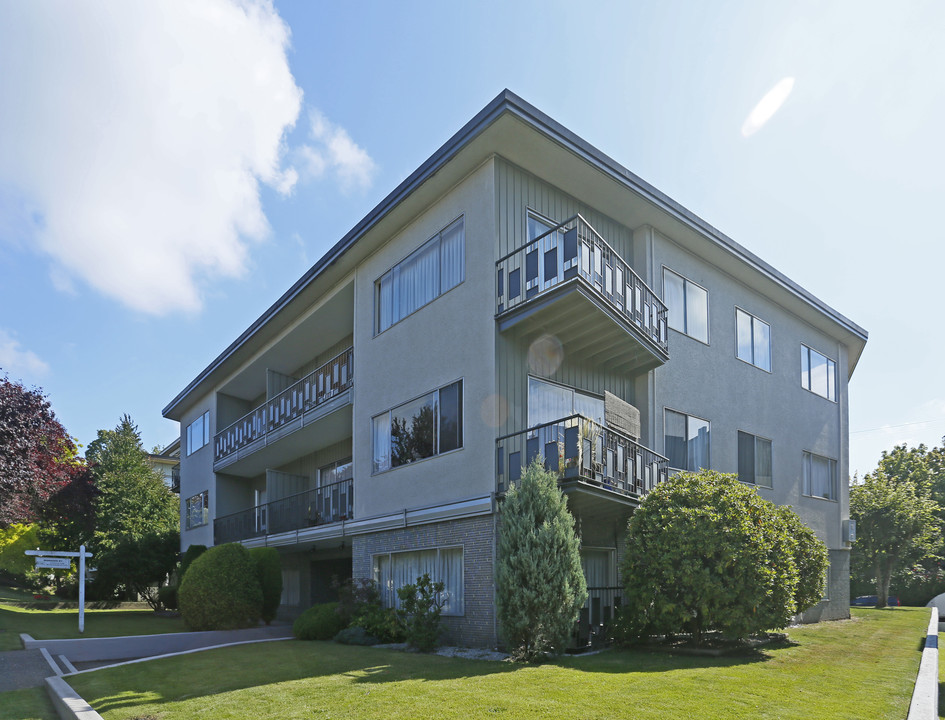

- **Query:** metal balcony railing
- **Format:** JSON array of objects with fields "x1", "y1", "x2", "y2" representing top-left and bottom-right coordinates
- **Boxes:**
[
  {"x1": 213, "y1": 477, "x2": 353, "y2": 545},
  {"x1": 495, "y1": 414, "x2": 668, "y2": 497},
  {"x1": 214, "y1": 347, "x2": 353, "y2": 462},
  {"x1": 496, "y1": 214, "x2": 668, "y2": 354}
]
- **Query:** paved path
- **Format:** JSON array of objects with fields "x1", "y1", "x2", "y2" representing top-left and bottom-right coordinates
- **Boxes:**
[{"x1": 0, "y1": 648, "x2": 58, "y2": 691}]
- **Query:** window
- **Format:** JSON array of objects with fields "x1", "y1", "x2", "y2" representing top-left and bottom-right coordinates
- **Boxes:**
[
  {"x1": 801, "y1": 345, "x2": 837, "y2": 401},
  {"x1": 318, "y1": 457, "x2": 353, "y2": 486},
  {"x1": 803, "y1": 452, "x2": 837, "y2": 500},
  {"x1": 375, "y1": 547, "x2": 464, "y2": 616},
  {"x1": 663, "y1": 268, "x2": 708, "y2": 343},
  {"x1": 376, "y1": 217, "x2": 464, "y2": 333},
  {"x1": 664, "y1": 409, "x2": 710, "y2": 471},
  {"x1": 527, "y1": 377, "x2": 604, "y2": 427},
  {"x1": 735, "y1": 308, "x2": 771, "y2": 371},
  {"x1": 737, "y1": 431, "x2": 772, "y2": 487},
  {"x1": 185, "y1": 490, "x2": 208, "y2": 530},
  {"x1": 372, "y1": 380, "x2": 463, "y2": 473},
  {"x1": 186, "y1": 411, "x2": 210, "y2": 456}
]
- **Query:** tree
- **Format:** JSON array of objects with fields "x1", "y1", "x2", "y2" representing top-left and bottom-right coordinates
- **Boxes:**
[
  {"x1": 0, "y1": 375, "x2": 78, "y2": 527},
  {"x1": 850, "y1": 468, "x2": 938, "y2": 608},
  {"x1": 496, "y1": 460, "x2": 586, "y2": 661},
  {"x1": 621, "y1": 470, "x2": 824, "y2": 643},
  {"x1": 87, "y1": 415, "x2": 179, "y2": 603}
]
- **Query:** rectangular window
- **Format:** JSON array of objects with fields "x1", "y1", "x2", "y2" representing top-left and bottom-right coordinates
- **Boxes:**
[
  {"x1": 663, "y1": 268, "x2": 708, "y2": 343},
  {"x1": 737, "y1": 431, "x2": 772, "y2": 487},
  {"x1": 664, "y1": 409, "x2": 710, "y2": 471},
  {"x1": 373, "y1": 380, "x2": 463, "y2": 473},
  {"x1": 527, "y1": 377, "x2": 604, "y2": 427},
  {"x1": 735, "y1": 308, "x2": 771, "y2": 371},
  {"x1": 186, "y1": 411, "x2": 210, "y2": 456},
  {"x1": 185, "y1": 490, "x2": 208, "y2": 530},
  {"x1": 318, "y1": 457, "x2": 353, "y2": 487},
  {"x1": 375, "y1": 547, "x2": 464, "y2": 616},
  {"x1": 801, "y1": 345, "x2": 837, "y2": 401},
  {"x1": 803, "y1": 451, "x2": 837, "y2": 500},
  {"x1": 376, "y1": 217, "x2": 464, "y2": 333}
]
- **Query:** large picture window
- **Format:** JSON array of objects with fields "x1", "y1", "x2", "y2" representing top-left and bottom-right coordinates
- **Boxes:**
[
  {"x1": 663, "y1": 267, "x2": 708, "y2": 343},
  {"x1": 664, "y1": 409, "x2": 710, "y2": 471},
  {"x1": 375, "y1": 547, "x2": 464, "y2": 616},
  {"x1": 737, "y1": 431, "x2": 772, "y2": 487},
  {"x1": 185, "y1": 490, "x2": 208, "y2": 530},
  {"x1": 186, "y1": 411, "x2": 210, "y2": 456},
  {"x1": 801, "y1": 344, "x2": 837, "y2": 402},
  {"x1": 373, "y1": 380, "x2": 463, "y2": 473},
  {"x1": 803, "y1": 452, "x2": 837, "y2": 501},
  {"x1": 376, "y1": 217, "x2": 464, "y2": 333},
  {"x1": 735, "y1": 308, "x2": 771, "y2": 371}
]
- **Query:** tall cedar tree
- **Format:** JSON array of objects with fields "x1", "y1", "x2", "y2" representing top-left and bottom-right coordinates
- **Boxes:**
[
  {"x1": 87, "y1": 415, "x2": 179, "y2": 602},
  {"x1": 496, "y1": 460, "x2": 587, "y2": 660}
]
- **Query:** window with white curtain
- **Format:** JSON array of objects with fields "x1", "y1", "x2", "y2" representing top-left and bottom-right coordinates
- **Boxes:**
[
  {"x1": 801, "y1": 344, "x2": 837, "y2": 402},
  {"x1": 527, "y1": 377, "x2": 604, "y2": 427},
  {"x1": 803, "y1": 451, "x2": 837, "y2": 500},
  {"x1": 664, "y1": 408, "x2": 710, "y2": 472},
  {"x1": 375, "y1": 547, "x2": 464, "y2": 616},
  {"x1": 376, "y1": 217, "x2": 464, "y2": 333},
  {"x1": 738, "y1": 431, "x2": 772, "y2": 487}
]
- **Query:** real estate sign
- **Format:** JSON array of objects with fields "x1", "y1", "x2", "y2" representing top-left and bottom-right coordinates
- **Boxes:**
[{"x1": 34, "y1": 556, "x2": 71, "y2": 569}]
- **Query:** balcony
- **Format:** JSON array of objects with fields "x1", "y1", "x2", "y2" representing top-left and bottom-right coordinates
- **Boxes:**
[
  {"x1": 496, "y1": 215, "x2": 668, "y2": 374},
  {"x1": 213, "y1": 348, "x2": 353, "y2": 474},
  {"x1": 214, "y1": 477, "x2": 353, "y2": 545},
  {"x1": 496, "y1": 414, "x2": 668, "y2": 522}
]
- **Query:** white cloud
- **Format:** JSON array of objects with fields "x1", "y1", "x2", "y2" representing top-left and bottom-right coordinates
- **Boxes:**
[
  {"x1": 297, "y1": 110, "x2": 377, "y2": 193},
  {"x1": 0, "y1": 329, "x2": 49, "y2": 378},
  {"x1": 0, "y1": 1, "x2": 303, "y2": 315},
  {"x1": 741, "y1": 77, "x2": 795, "y2": 138}
]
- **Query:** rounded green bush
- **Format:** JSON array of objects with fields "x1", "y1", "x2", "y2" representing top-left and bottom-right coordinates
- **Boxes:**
[
  {"x1": 293, "y1": 602, "x2": 345, "y2": 641},
  {"x1": 250, "y1": 547, "x2": 283, "y2": 624},
  {"x1": 178, "y1": 543, "x2": 263, "y2": 631},
  {"x1": 179, "y1": 544, "x2": 207, "y2": 583}
]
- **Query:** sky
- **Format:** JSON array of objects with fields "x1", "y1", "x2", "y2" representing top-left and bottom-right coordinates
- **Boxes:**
[{"x1": 0, "y1": 0, "x2": 942, "y2": 478}]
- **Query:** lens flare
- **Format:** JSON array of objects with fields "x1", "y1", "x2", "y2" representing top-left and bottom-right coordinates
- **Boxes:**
[{"x1": 741, "y1": 77, "x2": 795, "y2": 137}]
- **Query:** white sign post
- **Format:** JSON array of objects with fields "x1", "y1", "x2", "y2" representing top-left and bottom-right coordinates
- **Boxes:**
[{"x1": 25, "y1": 545, "x2": 94, "y2": 633}]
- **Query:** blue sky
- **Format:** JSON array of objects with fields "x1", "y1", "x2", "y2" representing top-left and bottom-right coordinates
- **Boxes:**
[{"x1": 0, "y1": 0, "x2": 942, "y2": 478}]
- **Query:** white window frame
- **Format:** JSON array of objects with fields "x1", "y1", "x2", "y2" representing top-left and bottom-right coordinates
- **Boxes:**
[
  {"x1": 373, "y1": 545, "x2": 464, "y2": 616},
  {"x1": 737, "y1": 430, "x2": 773, "y2": 488},
  {"x1": 186, "y1": 410, "x2": 210, "y2": 456},
  {"x1": 662, "y1": 267, "x2": 709, "y2": 344},
  {"x1": 802, "y1": 451, "x2": 838, "y2": 501},
  {"x1": 800, "y1": 344, "x2": 838, "y2": 402},
  {"x1": 663, "y1": 408, "x2": 711, "y2": 472},
  {"x1": 735, "y1": 307, "x2": 771, "y2": 372},
  {"x1": 185, "y1": 490, "x2": 209, "y2": 530}
]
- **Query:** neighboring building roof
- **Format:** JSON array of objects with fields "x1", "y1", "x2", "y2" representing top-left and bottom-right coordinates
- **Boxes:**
[{"x1": 164, "y1": 89, "x2": 867, "y2": 420}]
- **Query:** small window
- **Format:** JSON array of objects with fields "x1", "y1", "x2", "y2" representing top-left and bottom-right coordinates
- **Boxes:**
[
  {"x1": 801, "y1": 345, "x2": 837, "y2": 402},
  {"x1": 735, "y1": 308, "x2": 771, "y2": 371},
  {"x1": 663, "y1": 268, "x2": 708, "y2": 343},
  {"x1": 373, "y1": 380, "x2": 463, "y2": 473},
  {"x1": 185, "y1": 490, "x2": 209, "y2": 530},
  {"x1": 664, "y1": 409, "x2": 710, "y2": 471},
  {"x1": 803, "y1": 451, "x2": 837, "y2": 501},
  {"x1": 186, "y1": 411, "x2": 210, "y2": 456},
  {"x1": 737, "y1": 431, "x2": 772, "y2": 487}
]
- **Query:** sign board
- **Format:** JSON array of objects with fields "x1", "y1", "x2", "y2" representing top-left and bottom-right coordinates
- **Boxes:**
[{"x1": 35, "y1": 556, "x2": 71, "y2": 569}]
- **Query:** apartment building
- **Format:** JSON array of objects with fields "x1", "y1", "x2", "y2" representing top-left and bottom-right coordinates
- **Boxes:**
[{"x1": 163, "y1": 90, "x2": 867, "y2": 648}]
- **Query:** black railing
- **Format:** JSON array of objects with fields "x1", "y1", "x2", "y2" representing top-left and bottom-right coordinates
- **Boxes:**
[
  {"x1": 496, "y1": 215, "x2": 668, "y2": 354},
  {"x1": 213, "y1": 477, "x2": 353, "y2": 545},
  {"x1": 214, "y1": 347, "x2": 353, "y2": 462},
  {"x1": 496, "y1": 414, "x2": 668, "y2": 497}
]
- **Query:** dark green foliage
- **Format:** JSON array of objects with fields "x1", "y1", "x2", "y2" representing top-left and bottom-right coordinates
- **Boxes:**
[
  {"x1": 180, "y1": 544, "x2": 207, "y2": 582},
  {"x1": 178, "y1": 543, "x2": 262, "y2": 630},
  {"x1": 334, "y1": 577, "x2": 379, "y2": 625},
  {"x1": 775, "y1": 505, "x2": 829, "y2": 612},
  {"x1": 333, "y1": 626, "x2": 380, "y2": 645},
  {"x1": 158, "y1": 584, "x2": 178, "y2": 611},
  {"x1": 396, "y1": 573, "x2": 445, "y2": 652},
  {"x1": 293, "y1": 602, "x2": 345, "y2": 641},
  {"x1": 496, "y1": 460, "x2": 586, "y2": 661},
  {"x1": 622, "y1": 470, "x2": 821, "y2": 643},
  {"x1": 334, "y1": 577, "x2": 403, "y2": 642},
  {"x1": 250, "y1": 547, "x2": 282, "y2": 624}
]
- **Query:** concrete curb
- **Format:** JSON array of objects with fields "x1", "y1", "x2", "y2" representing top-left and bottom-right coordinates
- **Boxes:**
[
  {"x1": 907, "y1": 606, "x2": 939, "y2": 720},
  {"x1": 44, "y1": 676, "x2": 104, "y2": 720}
]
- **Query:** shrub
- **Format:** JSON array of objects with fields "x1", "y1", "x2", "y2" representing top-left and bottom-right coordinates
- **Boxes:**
[
  {"x1": 334, "y1": 626, "x2": 380, "y2": 645},
  {"x1": 335, "y1": 577, "x2": 380, "y2": 624},
  {"x1": 334, "y1": 577, "x2": 404, "y2": 642},
  {"x1": 775, "y1": 505, "x2": 829, "y2": 612},
  {"x1": 396, "y1": 573, "x2": 445, "y2": 652},
  {"x1": 179, "y1": 544, "x2": 207, "y2": 582},
  {"x1": 178, "y1": 543, "x2": 262, "y2": 631},
  {"x1": 496, "y1": 460, "x2": 586, "y2": 661},
  {"x1": 250, "y1": 547, "x2": 283, "y2": 625},
  {"x1": 621, "y1": 470, "x2": 817, "y2": 643},
  {"x1": 158, "y1": 584, "x2": 178, "y2": 611},
  {"x1": 293, "y1": 602, "x2": 345, "y2": 641}
]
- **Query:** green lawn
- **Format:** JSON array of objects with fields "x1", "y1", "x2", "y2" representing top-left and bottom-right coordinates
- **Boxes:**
[
  {"x1": 0, "y1": 687, "x2": 57, "y2": 720},
  {"x1": 0, "y1": 603, "x2": 187, "y2": 651},
  {"x1": 61, "y1": 608, "x2": 926, "y2": 720}
]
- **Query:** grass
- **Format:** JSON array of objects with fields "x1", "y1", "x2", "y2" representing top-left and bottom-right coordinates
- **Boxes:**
[
  {"x1": 0, "y1": 687, "x2": 58, "y2": 720},
  {"x1": 0, "y1": 603, "x2": 187, "y2": 651},
  {"x1": 63, "y1": 607, "x2": 926, "y2": 720}
]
